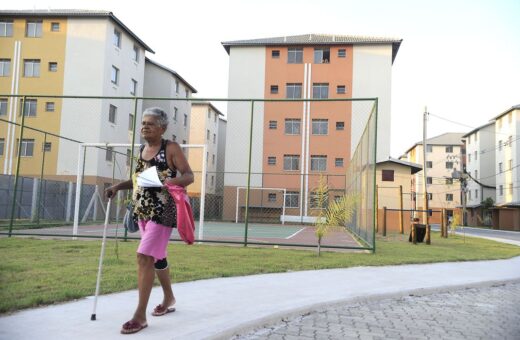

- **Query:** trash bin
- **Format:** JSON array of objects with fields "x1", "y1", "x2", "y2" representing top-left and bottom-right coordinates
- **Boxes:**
[{"x1": 409, "y1": 223, "x2": 426, "y2": 243}]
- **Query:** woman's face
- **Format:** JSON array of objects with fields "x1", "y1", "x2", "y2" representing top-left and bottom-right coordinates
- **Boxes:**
[{"x1": 141, "y1": 115, "x2": 165, "y2": 141}]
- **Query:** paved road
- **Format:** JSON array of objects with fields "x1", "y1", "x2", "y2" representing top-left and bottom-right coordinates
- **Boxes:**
[
  {"x1": 431, "y1": 225, "x2": 520, "y2": 245},
  {"x1": 234, "y1": 282, "x2": 520, "y2": 340}
]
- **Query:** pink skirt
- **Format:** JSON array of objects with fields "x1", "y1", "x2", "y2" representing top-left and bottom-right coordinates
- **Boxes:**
[{"x1": 137, "y1": 220, "x2": 173, "y2": 262}]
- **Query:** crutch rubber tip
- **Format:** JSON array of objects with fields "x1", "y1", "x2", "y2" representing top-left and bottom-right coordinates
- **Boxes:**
[{"x1": 91, "y1": 314, "x2": 96, "y2": 321}]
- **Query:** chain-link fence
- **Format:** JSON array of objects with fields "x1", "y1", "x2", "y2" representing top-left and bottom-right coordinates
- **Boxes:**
[{"x1": 0, "y1": 95, "x2": 377, "y2": 251}]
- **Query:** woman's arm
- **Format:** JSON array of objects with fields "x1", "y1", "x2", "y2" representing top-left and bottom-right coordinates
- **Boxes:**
[
  {"x1": 105, "y1": 179, "x2": 133, "y2": 198},
  {"x1": 165, "y1": 141, "x2": 194, "y2": 187}
]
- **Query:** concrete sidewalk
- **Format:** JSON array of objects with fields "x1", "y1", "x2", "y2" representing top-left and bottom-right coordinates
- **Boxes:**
[{"x1": 1, "y1": 256, "x2": 520, "y2": 340}]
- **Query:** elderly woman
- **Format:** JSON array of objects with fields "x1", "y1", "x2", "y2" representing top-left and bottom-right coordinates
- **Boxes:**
[{"x1": 105, "y1": 107, "x2": 194, "y2": 334}]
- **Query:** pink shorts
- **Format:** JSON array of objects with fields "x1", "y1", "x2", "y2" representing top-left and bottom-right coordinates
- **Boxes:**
[{"x1": 137, "y1": 220, "x2": 173, "y2": 262}]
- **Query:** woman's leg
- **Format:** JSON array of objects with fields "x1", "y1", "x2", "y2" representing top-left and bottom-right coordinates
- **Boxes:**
[
  {"x1": 133, "y1": 253, "x2": 155, "y2": 323},
  {"x1": 155, "y1": 264, "x2": 176, "y2": 308}
]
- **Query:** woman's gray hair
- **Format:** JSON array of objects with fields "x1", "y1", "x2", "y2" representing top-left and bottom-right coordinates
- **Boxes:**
[{"x1": 143, "y1": 107, "x2": 169, "y2": 128}]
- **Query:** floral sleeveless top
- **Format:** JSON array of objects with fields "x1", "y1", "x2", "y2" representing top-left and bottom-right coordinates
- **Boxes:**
[{"x1": 133, "y1": 139, "x2": 177, "y2": 227}]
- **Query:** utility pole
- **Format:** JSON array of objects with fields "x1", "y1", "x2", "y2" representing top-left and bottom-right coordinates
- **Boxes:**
[{"x1": 423, "y1": 107, "x2": 430, "y2": 244}]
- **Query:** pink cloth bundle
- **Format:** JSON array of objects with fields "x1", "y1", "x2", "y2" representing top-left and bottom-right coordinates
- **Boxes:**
[{"x1": 165, "y1": 183, "x2": 195, "y2": 245}]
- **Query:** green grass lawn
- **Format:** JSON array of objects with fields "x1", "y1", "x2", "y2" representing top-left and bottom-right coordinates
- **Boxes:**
[{"x1": 1, "y1": 232, "x2": 519, "y2": 314}]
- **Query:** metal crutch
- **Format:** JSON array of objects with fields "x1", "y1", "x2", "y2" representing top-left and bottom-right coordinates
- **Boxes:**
[{"x1": 91, "y1": 197, "x2": 112, "y2": 321}]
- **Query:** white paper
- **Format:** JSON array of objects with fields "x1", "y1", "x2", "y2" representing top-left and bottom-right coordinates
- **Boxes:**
[{"x1": 137, "y1": 166, "x2": 163, "y2": 187}]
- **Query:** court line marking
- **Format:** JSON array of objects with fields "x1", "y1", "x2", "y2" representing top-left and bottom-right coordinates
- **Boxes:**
[{"x1": 286, "y1": 227, "x2": 306, "y2": 239}]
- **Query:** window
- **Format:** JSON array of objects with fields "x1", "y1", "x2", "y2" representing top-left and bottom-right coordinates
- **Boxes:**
[
  {"x1": 475, "y1": 189, "x2": 479, "y2": 199},
  {"x1": 43, "y1": 142, "x2": 52, "y2": 152},
  {"x1": 0, "y1": 138, "x2": 4, "y2": 156},
  {"x1": 272, "y1": 50, "x2": 280, "y2": 58},
  {"x1": 310, "y1": 155, "x2": 327, "y2": 171},
  {"x1": 207, "y1": 129, "x2": 210, "y2": 140},
  {"x1": 0, "y1": 98, "x2": 7, "y2": 115},
  {"x1": 285, "y1": 191, "x2": 299, "y2": 208},
  {"x1": 183, "y1": 114, "x2": 187, "y2": 127},
  {"x1": 336, "y1": 121, "x2": 344, "y2": 130},
  {"x1": 126, "y1": 149, "x2": 131, "y2": 166},
  {"x1": 468, "y1": 154, "x2": 471, "y2": 163},
  {"x1": 284, "y1": 154, "x2": 300, "y2": 171},
  {"x1": 310, "y1": 192, "x2": 328, "y2": 209},
  {"x1": 338, "y1": 49, "x2": 346, "y2": 58},
  {"x1": 213, "y1": 133, "x2": 216, "y2": 144},
  {"x1": 208, "y1": 110, "x2": 211, "y2": 119},
  {"x1": 26, "y1": 21, "x2": 42, "y2": 37},
  {"x1": 0, "y1": 20, "x2": 13, "y2": 36},
  {"x1": 286, "y1": 83, "x2": 302, "y2": 99},
  {"x1": 22, "y1": 99, "x2": 37, "y2": 117},
  {"x1": 45, "y1": 102, "x2": 55, "y2": 112},
  {"x1": 475, "y1": 170, "x2": 478, "y2": 179},
  {"x1": 132, "y1": 45, "x2": 139, "y2": 62},
  {"x1": 19, "y1": 139, "x2": 35, "y2": 157},
  {"x1": 499, "y1": 185, "x2": 503, "y2": 196},
  {"x1": 185, "y1": 89, "x2": 190, "y2": 98},
  {"x1": 312, "y1": 119, "x2": 328, "y2": 135},
  {"x1": 106, "y1": 147, "x2": 114, "y2": 161},
  {"x1": 445, "y1": 162, "x2": 453, "y2": 169},
  {"x1": 446, "y1": 146, "x2": 453, "y2": 153},
  {"x1": 270, "y1": 85, "x2": 278, "y2": 94},
  {"x1": 382, "y1": 169, "x2": 394, "y2": 181},
  {"x1": 24, "y1": 59, "x2": 40, "y2": 77},
  {"x1": 182, "y1": 140, "x2": 186, "y2": 145},
  {"x1": 287, "y1": 48, "x2": 303, "y2": 64},
  {"x1": 173, "y1": 107, "x2": 178, "y2": 122},
  {"x1": 427, "y1": 177, "x2": 432, "y2": 184},
  {"x1": 211, "y1": 154, "x2": 215, "y2": 165},
  {"x1": 427, "y1": 193, "x2": 433, "y2": 200},
  {"x1": 498, "y1": 140, "x2": 502, "y2": 151},
  {"x1": 211, "y1": 176, "x2": 214, "y2": 186},
  {"x1": 335, "y1": 158, "x2": 344, "y2": 167},
  {"x1": 175, "y1": 80, "x2": 179, "y2": 93},
  {"x1": 267, "y1": 156, "x2": 276, "y2": 165},
  {"x1": 446, "y1": 194, "x2": 453, "y2": 201},
  {"x1": 206, "y1": 152, "x2": 208, "y2": 165},
  {"x1": 269, "y1": 120, "x2": 277, "y2": 129},
  {"x1": 499, "y1": 162, "x2": 503, "y2": 173},
  {"x1": 337, "y1": 85, "x2": 346, "y2": 94},
  {"x1": 51, "y1": 22, "x2": 60, "y2": 32},
  {"x1": 426, "y1": 161, "x2": 433, "y2": 168},
  {"x1": 128, "y1": 114, "x2": 134, "y2": 130},
  {"x1": 510, "y1": 183, "x2": 514, "y2": 195},
  {"x1": 214, "y1": 113, "x2": 217, "y2": 123},
  {"x1": 113, "y1": 29, "x2": 121, "y2": 48},
  {"x1": 474, "y1": 151, "x2": 477, "y2": 161},
  {"x1": 111, "y1": 66, "x2": 119, "y2": 84},
  {"x1": 285, "y1": 119, "x2": 301, "y2": 135},
  {"x1": 446, "y1": 178, "x2": 453, "y2": 184},
  {"x1": 0, "y1": 59, "x2": 10, "y2": 77},
  {"x1": 48, "y1": 62, "x2": 58, "y2": 72},
  {"x1": 314, "y1": 48, "x2": 330, "y2": 63},
  {"x1": 426, "y1": 145, "x2": 433, "y2": 152},
  {"x1": 109, "y1": 104, "x2": 117, "y2": 123},
  {"x1": 312, "y1": 83, "x2": 329, "y2": 99},
  {"x1": 509, "y1": 159, "x2": 513, "y2": 170},
  {"x1": 508, "y1": 135, "x2": 513, "y2": 147},
  {"x1": 268, "y1": 193, "x2": 277, "y2": 202},
  {"x1": 172, "y1": 135, "x2": 176, "y2": 141},
  {"x1": 130, "y1": 79, "x2": 137, "y2": 95}
]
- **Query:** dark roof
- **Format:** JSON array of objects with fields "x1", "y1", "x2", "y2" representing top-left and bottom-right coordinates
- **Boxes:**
[
  {"x1": 145, "y1": 57, "x2": 197, "y2": 93},
  {"x1": 0, "y1": 9, "x2": 154, "y2": 53},
  {"x1": 377, "y1": 158, "x2": 423, "y2": 175},
  {"x1": 192, "y1": 102, "x2": 224, "y2": 116},
  {"x1": 491, "y1": 104, "x2": 520, "y2": 121},
  {"x1": 462, "y1": 122, "x2": 495, "y2": 138},
  {"x1": 222, "y1": 33, "x2": 402, "y2": 63}
]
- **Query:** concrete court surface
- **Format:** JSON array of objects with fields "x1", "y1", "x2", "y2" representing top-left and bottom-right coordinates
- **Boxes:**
[{"x1": 1, "y1": 253, "x2": 520, "y2": 340}]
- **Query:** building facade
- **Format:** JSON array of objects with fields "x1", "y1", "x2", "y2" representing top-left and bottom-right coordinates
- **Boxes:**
[
  {"x1": 400, "y1": 133, "x2": 465, "y2": 223},
  {"x1": 0, "y1": 10, "x2": 153, "y2": 186},
  {"x1": 222, "y1": 34, "x2": 401, "y2": 222}
]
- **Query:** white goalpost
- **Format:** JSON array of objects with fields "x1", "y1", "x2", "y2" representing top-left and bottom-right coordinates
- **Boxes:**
[
  {"x1": 72, "y1": 143, "x2": 207, "y2": 240},
  {"x1": 235, "y1": 187, "x2": 287, "y2": 225}
]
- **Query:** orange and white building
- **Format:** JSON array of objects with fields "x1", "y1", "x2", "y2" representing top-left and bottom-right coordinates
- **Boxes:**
[{"x1": 221, "y1": 34, "x2": 402, "y2": 222}]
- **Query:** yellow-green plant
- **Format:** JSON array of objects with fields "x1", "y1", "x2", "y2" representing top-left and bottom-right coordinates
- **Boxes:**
[{"x1": 314, "y1": 175, "x2": 358, "y2": 256}]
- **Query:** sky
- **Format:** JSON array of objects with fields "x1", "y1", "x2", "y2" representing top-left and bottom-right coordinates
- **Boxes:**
[{"x1": 4, "y1": 0, "x2": 520, "y2": 157}]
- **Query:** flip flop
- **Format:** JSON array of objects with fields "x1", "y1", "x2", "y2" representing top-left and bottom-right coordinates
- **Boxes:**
[
  {"x1": 152, "y1": 304, "x2": 176, "y2": 316},
  {"x1": 121, "y1": 320, "x2": 148, "y2": 334}
]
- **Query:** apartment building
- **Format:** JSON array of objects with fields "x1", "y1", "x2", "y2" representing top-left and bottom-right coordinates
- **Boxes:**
[
  {"x1": 188, "y1": 102, "x2": 224, "y2": 196},
  {"x1": 491, "y1": 105, "x2": 520, "y2": 230},
  {"x1": 142, "y1": 57, "x2": 197, "y2": 148},
  {"x1": 400, "y1": 133, "x2": 465, "y2": 223},
  {"x1": 0, "y1": 10, "x2": 153, "y2": 186},
  {"x1": 222, "y1": 34, "x2": 401, "y2": 222},
  {"x1": 462, "y1": 122, "x2": 496, "y2": 226}
]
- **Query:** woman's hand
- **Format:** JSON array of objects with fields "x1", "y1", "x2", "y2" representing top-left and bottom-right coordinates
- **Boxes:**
[
  {"x1": 163, "y1": 178, "x2": 179, "y2": 187},
  {"x1": 105, "y1": 185, "x2": 118, "y2": 199}
]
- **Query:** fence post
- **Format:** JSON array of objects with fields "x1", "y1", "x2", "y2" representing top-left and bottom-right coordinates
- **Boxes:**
[
  {"x1": 66, "y1": 181, "x2": 73, "y2": 222},
  {"x1": 243, "y1": 100, "x2": 255, "y2": 247},
  {"x1": 375, "y1": 184, "x2": 379, "y2": 232},
  {"x1": 441, "y1": 208, "x2": 446, "y2": 238},
  {"x1": 383, "y1": 206, "x2": 387, "y2": 236},
  {"x1": 399, "y1": 185, "x2": 403, "y2": 234},
  {"x1": 30, "y1": 179, "x2": 39, "y2": 222}
]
